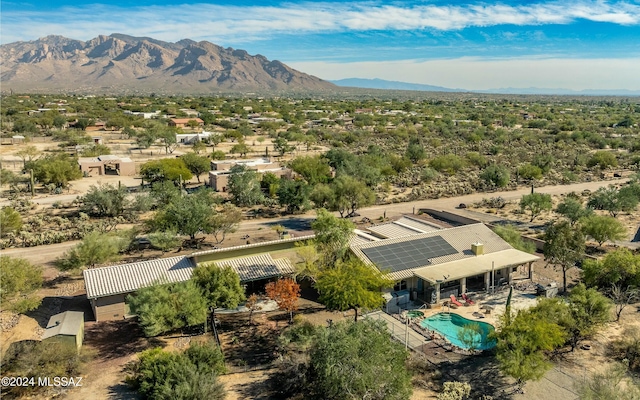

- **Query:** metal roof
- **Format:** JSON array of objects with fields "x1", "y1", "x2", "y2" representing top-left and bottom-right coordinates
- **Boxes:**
[
  {"x1": 367, "y1": 223, "x2": 420, "y2": 239},
  {"x1": 191, "y1": 235, "x2": 315, "y2": 257},
  {"x1": 42, "y1": 311, "x2": 84, "y2": 339},
  {"x1": 83, "y1": 256, "x2": 195, "y2": 299},
  {"x1": 209, "y1": 254, "x2": 295, "y2": 282},
  {"x1": 351, "y1": 223, "x2": 515, "y2": 281},
  {"x1": 394, "y1": 216, "x2": 442, "y2": 232}
]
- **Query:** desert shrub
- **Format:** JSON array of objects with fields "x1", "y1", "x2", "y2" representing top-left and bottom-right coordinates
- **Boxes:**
[
  {"x1": 480, "y1": 165, "x2": 510, "y2": 188},
  {"x1": 127, "y1": 343, "x2": 226, "y2": 400},
  {"x1": 587, "y1": 151, "x2": 618, "y2": 169},
  {"x1": 609, "y1": 328, "x2": 640, "y2": 373},
  {"x1": 0, "y1": 206, "x2": 22, "y2": 238},
  {"x1": 0, "y1": 256, "x2": 43, "y2": 313},
  {"x1": 1, "y1": 341, "x2": 89, "y2": 397},
  {"x1": 430, "y1": 154, "x2": 466, "y2": 175},
  {"x1": 421, "y1": 167, "x2": 439, "y2": 183},
  {"x1": 491, "y1": 225, "x2": 536, "y2": 254}
]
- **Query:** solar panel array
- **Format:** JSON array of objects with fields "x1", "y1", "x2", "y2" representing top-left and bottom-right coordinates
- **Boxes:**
[{"x1": 361, "y1": 236, "x2": 457, "y2": 272}]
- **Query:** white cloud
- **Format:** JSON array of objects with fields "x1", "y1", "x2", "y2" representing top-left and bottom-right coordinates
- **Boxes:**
[
  {"x1": 286, "y1": 57, "x2": 640, "y2": 91},
  {"x1": 1, "y1": 1, "x2": 639, "y2": 44}
]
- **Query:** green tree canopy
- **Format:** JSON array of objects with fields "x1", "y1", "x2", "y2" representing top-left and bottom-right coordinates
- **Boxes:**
[
  {"x1": 56, "y1": 231, "x2": 125, "y2": 271},
  {"x1": 583, "y1": 248, "x2": 640, "y2": 289},
  {"x1": 581, "y1": 214, "x2": 627, "y2": 246},
  {"x1": 227, "y1": 164, "x2": 264, "y2": 207},
  {"x1": 191, "y1": 263, "x2": 245, "y2": 310},
  {"x1": 520, "y1": 193, "x2": 553, "y2": 222},
  {"x1": 556, "y1": 197, "x2": 592, "y2": 225},
  {"x1": 127, "y1": 280, "x2": 207, "y2": 337},
  {"x1": 517, "y1": 163, "x2": 543, "y2": 181},
  {"x1": 587, "y1": 186, "x2": 638, "y2": 217},
  {"x1": 27, "y1": 153, "x2": 82, "y2": 188},
  {"x1": 78, "y1": 183, "x2": 127, "y2": 217},
  {"x1": 289, "y1": 155, "x2": 332, "y2": 185},
  {"x1": 315, "y1": 258, "x2": 393, "y2": 321},
  {"x1": 309, "y1": 319, "x2": 412, "y2": 400},
  {"x1": 331, "y1": 174, "x2": 375, "y2": 218},
  {"x1": 0, "y1": 256, "x2": 43, "y2": 313},
  {"x1": 493, "y1": 308, "x2": 567, "y2": 386},
  {"x1": 278, "y1": 178, "x2": 311, "y2": 214},
  {"x1": 140, "y1": 158, "x2": 193, "y2": 184},
  {"x1": 152, "y1": 190, "x2": 218, "y2": 242},
  {"x1": 492, "y1": 224, "x2": 535, "y2": 253},
  {"x1": 180, "y1": 153, "x2": 210, "y2": 183},
  {"x1": 0, "y1": 207, "x2": 23, "y2": 238},
  {"x1": 311, "y1": 208, "x2": 354, "y2": 266},
  {"x1": 209, "y1": 203, "x2": 242, "y2": 244},
  {"x1": 480, "y1": 164, "x2": 510, "y2": 188}
]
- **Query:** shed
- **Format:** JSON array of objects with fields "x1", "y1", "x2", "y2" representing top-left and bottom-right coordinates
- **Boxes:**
[{"x1": 42, "y1": 311, "x2": 84, "y2": 351}]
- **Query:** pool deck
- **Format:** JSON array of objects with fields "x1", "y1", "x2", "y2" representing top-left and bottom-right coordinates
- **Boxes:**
[{"x1": 412, "y1": 288, "x2": 540, "y2": 327}]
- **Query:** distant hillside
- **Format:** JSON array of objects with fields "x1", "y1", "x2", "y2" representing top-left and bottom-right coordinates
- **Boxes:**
[
  {"x1": 0, "y1": 34, "x2": 337, "y2": 94},
  {"x1": 330, "y1": 78, "x2": 462, "y2": 92}
]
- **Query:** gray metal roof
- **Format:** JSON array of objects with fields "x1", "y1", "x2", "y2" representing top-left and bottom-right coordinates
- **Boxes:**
[
  {"x1": 42, "y1": 311, "x2": 84, "y2": 339},
  {"x1": 191, "y1": 235, "x2": 315, "y2": 257},
  {"x1": 83, "y1": 256, "x2": 195, "y2": 299},
  {"x1": 394, "y1": 216, "x2": 442, "y2": 232},
  {"x1": 210, "y1": 254, "x2": 295, "y2": 282},
  {"x1": 351, "y1": 223, "x2": 514, "y2": 280},
  {"x1": 368, "y1": 223, "x2": 420, "y2": 239}
]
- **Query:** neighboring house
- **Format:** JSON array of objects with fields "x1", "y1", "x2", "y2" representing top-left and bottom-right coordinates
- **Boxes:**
[
  {"x1": 42, "y1": 311, "x2": 84, "y2": 352},
  {"x1": 209, "y1": 157, "x2": 292, "y2": 192},
  {"x1": 78, "y1": 155, "x2": 136, "y2": 176},
  {"x1": 83, "y1": 237, "x2": 306, "y2": 321},
  {"x1": 168, "y1": 118, "x2": 204, "y2": 128},
  {"x1": 176, "y1": 130, "x2": 216, "y2": 144}
]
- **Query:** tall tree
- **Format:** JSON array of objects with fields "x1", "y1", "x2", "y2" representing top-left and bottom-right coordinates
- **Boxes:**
[
  {"x1": 332, "y1": 174, "x2": 375, "y2": 217},
  {"x1": 582, "y1": 248, "x2": 640, "y2": 289},
  {"x1": 140, "y1": 158, "x2": 193, "y2": 184},
  {"x1": 543, "y1": 220, "x2": 585, "y2": 292},
  {"x1": 587, "y1": 186, "x2": 638, "y2": 217},
  {"x1": 265, "y1": 278, "x2": 301, "y2": 323},
  {"x1": 227, "y1": 164, "x2": 264, "y2": 207},
  {"x1": 209, "y1": 203, "x2": 242, "y2": 244},
  {"x1": 289, "y1": 155, "x2": 332, "y2": 185},
  {"x1": 277, "y1": 178, "x2": 311, "y2": 214},
  {"x1": 180, "y1": 153, "x2": 210, "y2": 183},
  {"x1": 315, "y1": 259, "x2": 393, "y2": 321},
  {"x1": 311, "y1": 208, "x2": 354, "y2": 267},
  {"x1": 520, "y1": 193, "x2": 553, "y2": 222}
]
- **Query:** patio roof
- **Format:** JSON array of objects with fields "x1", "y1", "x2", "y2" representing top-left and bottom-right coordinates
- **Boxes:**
[{"x1": 413, "y1": 249, "x2": 539, "y2": 284}]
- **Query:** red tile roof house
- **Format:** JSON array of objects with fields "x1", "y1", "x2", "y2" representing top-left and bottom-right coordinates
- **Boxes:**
[{"x1": 169, "y1": 118, "x2": 204, "y2": 129}]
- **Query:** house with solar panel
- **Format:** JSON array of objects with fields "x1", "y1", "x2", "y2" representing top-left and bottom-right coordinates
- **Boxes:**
[
  {"x1": 83, "y1": 236, "x2": 310, "y2": 321},
  {"x1": 350, "y1": 216, "x2": 539, "y2": 310}
]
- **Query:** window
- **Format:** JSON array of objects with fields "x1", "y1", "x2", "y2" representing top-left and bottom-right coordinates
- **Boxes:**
[{"x1": 394, "y1": 280, "x2": 407, "y2": 291}]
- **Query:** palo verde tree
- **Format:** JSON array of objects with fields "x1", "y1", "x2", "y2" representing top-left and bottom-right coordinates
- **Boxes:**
[
  {"x1": 209, "y1": 203, "x2": 242, "y2": 244},
  {"x1": 582, "y1": 248, "x2": 640, "y2": 290},
  {"x1": 140, "y1": 158, "x2": 193, "y2": 184},
  {"x1": 520, "y1": 192, "x2": 553, "y2": 222},
  {"x1": 0, "y1": 207, "x2": 23, "y2": 238},
  {"x1": 26, "y1": 153, "x2": 83, "y2": 188},
  {"x1": 543, "y1": 220, "x2": 585, "y2": 292},
  {"x1": 581, "y1": 214, "x2": 627, "y2": 247},
  {"x1": 331, "y1": 174, "x2": 375, "y2": 218},
  {"x1": 315, "y1": 258, "x2": 393, "y2": 322},
  {"x1": 265, "y1": 278, "x2": 301, "y2": 323},
  {"x1": 493, "y1": 308, "x2": 567, "y2": 388},
  {"x1": 556, "y1": 197, "x2": 592, "y2": 226},
  {"x1": 78, "y1": 183, "x2": 128, "y2": 217}
]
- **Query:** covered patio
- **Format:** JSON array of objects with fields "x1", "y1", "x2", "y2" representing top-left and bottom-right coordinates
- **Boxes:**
[{"x1": 413, "y1": 248, "x2": 538, "y2": 303}]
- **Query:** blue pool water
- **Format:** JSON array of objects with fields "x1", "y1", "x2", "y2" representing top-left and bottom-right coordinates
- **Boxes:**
[{"x1": 420, "y1": 313, "x2": 496, "y2": 350}]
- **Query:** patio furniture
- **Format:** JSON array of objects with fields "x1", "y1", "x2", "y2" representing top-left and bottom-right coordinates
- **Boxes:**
[
  {"x1": 449, "y1": 295, "x2": 463, "y2": 307},
  {"x1": 462, "y1": 293, "x2": 475, "y2": 305}
]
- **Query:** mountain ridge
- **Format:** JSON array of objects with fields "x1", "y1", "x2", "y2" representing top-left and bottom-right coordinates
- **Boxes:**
[{"x1": 0, "y1": 34, "x2": 336, "y2": 94}]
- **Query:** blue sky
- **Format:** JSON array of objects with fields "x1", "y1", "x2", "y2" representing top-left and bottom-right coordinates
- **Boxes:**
[{"x1": 2, "y1": 0, "x2": 639, "y2": 90}]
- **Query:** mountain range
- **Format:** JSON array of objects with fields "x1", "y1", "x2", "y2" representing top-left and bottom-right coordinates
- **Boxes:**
[
  {"x1": 331, "y1": 78, "x2": 640, "y2": 96},
  {"x1": 0, "y1": 34, "x2": 336, "y2": 94}
]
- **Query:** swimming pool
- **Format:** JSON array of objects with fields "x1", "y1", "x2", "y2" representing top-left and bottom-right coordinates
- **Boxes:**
[{"x1": 419, "y1": 313, "x2": 496, "y2": 350}]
